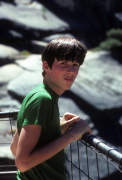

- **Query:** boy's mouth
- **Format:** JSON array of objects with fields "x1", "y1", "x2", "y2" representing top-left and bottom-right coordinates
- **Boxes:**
[{"x1": 64, "y1": 78, "x2": 74, "y2": 82}]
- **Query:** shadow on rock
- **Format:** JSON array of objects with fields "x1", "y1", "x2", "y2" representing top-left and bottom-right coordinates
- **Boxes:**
[
  {"x1": 101, "y1": 170, "x2": 121, "y2": 180},
  {"x1": 62, "y1": 90, "x2": 122, "y2": 147},
  {"x1": 111, "y1": 50, "x2": 122, "y2": 64}
]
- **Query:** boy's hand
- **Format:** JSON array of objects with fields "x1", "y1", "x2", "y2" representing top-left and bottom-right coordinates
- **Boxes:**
[
  {"x1": 60, "y1": 112, "x2": 80, "y2": 134},
  {"x1": 67, "y1": 119, "x2": 92, "y2": 140}
]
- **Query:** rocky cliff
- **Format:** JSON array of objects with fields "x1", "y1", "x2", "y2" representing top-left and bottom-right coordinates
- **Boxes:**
[{"x1": 0, "y1": 1, "x2": 122, "y2": 179}]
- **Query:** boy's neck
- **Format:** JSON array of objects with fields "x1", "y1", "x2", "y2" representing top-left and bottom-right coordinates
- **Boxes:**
[{"x1": 43, "y1": 79, "x2": 64, "y2": 96}]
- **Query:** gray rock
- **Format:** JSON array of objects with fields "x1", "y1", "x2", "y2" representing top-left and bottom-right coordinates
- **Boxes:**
[
  {"x1": 0, "y1": 95, "x2": 21, "y2": 112},
  {"x1": 0, "y1": 2, "x2": 69, "y2": 32},
  {"x1": 0, "y1": 113, "x2": 17, "y2": 159},
  {"x1": 15, "y1": 0, "x2": 32, "y2": 4},
  {"x1": 6, "y1": 51, "x2": 122, "y2": 111},
  {"x1": 8, "y1": 55, "x2": 43, "y2": 98},
  {"x1": 16, "y1": 54, "x2": 42, "y2": 71},
  {"x1": 0, "y1": 51, "x2": 122, "y2": 180},
  {"x1": 118, "y1": 116, "x2": 122, "y2": 127},
  {"x1": 8, "y1": 70, "x2": 43, "y2": 100},
  {"x1": 115, "y1": 12, "x2": 122, "y2": 27},
  {"x1": 42, "y1": 34, "x2": 75, "y2": 42},
  {"x1": 115, "y1": 12, "x2": 122, "y2": 22},
  {"x1": 0, "y1": 64, "x2": 23, "y2": 85},
  {"x1": 29, "y1": 40, "x2": 48, "y2": 54},
  {"x1": 59, "y1": 97, "x2": 90, "y2": 121},
  {"x1": 0, "y1": 44, "x2": 19, "y2": 61},
  {"x1": 0, "y1": 145, "x2": 15, "y2": 159},
  {"x1": 0, "y1": 83, "x2": 20, "y2": 112},
  {"x1": 71, "y1": 51, "x2": 122, "y2": 110}
]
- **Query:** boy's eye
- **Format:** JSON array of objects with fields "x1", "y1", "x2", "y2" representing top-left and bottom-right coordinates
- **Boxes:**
[
  {"x1": 61, "y1": 62, "x2": 67, "y2": 65},
  {"x1": 73, "y1": 63, "x2": 80, "y2": 68},
  {"x1": 60, "y1": 61, "x2": 80, "y2": 68}
]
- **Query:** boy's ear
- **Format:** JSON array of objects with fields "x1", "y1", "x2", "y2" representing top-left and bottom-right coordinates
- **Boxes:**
[{"x1": 42, "y1": 61, "x2": 50, "y2": 73}]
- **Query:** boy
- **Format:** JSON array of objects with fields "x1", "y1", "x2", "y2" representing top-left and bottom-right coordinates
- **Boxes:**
[{"x1": 10, "y1": 36, "x2": 91, "y2": 180}]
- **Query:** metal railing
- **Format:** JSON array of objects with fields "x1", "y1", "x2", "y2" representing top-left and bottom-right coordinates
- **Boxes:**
[
  {"x1": 0, "y1": 110, "x2": 122, "y2": 180},
  {"x1": 65, "y1": 134, "x2": 122, "y2": 180}
]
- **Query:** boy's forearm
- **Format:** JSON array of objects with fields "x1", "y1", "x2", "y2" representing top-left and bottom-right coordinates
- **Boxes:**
[
  {"x1": 16, "y1": 130, "x2": 74, "y2": 172},
  {"x1": 16, "y1": 120, "x2": 91, "y2": 172}
]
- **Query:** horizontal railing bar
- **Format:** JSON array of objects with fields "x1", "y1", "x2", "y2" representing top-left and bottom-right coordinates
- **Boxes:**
[
  {"x1": 0, "y1": 171, "x2": 17, "y2": 174},
  {"x1": 81, "y1": 133, "x2": 122, "y2": 166},
  {"x1": 0, "y1": 165, "x2": 16, "y2": 167},
  {"x1": 0, "y1": 110, "x2": 19, "y2": 118},
  {"x1": 0, "y1": 143, "x2": 12, "y2": 144}
]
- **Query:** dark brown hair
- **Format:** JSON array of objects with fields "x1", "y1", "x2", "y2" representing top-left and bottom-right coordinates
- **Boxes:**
[{"x1": 42, "y1": 36, "x2": 87, "y2": 76}]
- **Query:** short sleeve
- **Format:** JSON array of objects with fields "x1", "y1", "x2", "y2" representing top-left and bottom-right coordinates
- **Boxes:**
[{"x1": 22, "y1": 91, "x2": 52, "y2": 131}]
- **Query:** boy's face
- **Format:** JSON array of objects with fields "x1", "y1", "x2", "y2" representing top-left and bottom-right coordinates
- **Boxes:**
[{"x1": 43, "y1": 58, "x2": 80, "y2": 95}]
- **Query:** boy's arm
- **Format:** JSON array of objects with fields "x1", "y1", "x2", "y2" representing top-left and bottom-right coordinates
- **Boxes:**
[
  {"x1": 10, "y1": 112, "x2": 79, "y2": 156},
  {"x1": 15, "y1": 119, "x2": 91, "y2": 172},
  {"x1": 10, "y1": 130, "x2": 19, "y2": 156}
]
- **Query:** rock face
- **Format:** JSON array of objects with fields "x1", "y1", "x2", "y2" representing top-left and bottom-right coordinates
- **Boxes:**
[
  {"x1": 5, "y1": 51, "x2": 122, "y2": 111},
  {"x1": 0, "y1": 50, "x2": 121, "y2": 145},
  {"x1": 71, "y1": 51, "x2": 122, "y2": 110},
  {"x1": 0, "y1": 50, "x2": 122, "y2": 180},
  {"x1": 0, "y1": 64, "x2": 23, "y2": 85},
  {"x1": 0, "y1": 1, "x2": 122, "y2": 179},
  {"x1": 0, "y1": 1, "x2": 69, "y2": 51},
  {"x1": 0, "y1": 44, "x2": 19, "y2": 59},
  {"x1": 0, "y1": 44, "x2": 19, "y2": 66},
  {"x1": 0, "y1": 0, "x2": 122, "y2": 49},
  {"x1": 8, "y1": 55, "x2": 43, "y2": 101}
]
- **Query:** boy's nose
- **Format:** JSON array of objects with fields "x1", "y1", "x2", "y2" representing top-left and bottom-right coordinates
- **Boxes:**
[{"x1": 67, "y1": 66, "x2": 76, "y2": 74}]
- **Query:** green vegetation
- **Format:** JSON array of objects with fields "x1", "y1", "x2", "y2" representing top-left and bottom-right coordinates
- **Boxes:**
[
  {"x1": 94, "y1": 28, "x2": 122, "y2": 51},
  {"x1": 107, "y1": 28, "x2": 122, "y2": 40},
  {"x1": 100, "y1": 37, "x2": 122, "y2": 50},
  {"x1": 42, "y1": 7, "x2": 47, "y2": 13}
]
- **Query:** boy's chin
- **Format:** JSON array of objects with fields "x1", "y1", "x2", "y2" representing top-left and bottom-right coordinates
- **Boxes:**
[{"x1": 65, "y1": 86, "x2": 72, "y2": 91}]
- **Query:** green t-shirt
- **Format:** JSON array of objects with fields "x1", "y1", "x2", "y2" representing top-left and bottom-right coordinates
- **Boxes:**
[{"x1": 16, "y1": 83, "x2": 67, "y2": 180}]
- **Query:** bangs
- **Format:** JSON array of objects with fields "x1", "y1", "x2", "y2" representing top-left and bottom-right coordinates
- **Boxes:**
[
  {"x1": 55, "y1": 44, "x2": 86, "y2": 65},
  {"x1": 42, "y1": 37, "x2": 87, "y2": 68}
]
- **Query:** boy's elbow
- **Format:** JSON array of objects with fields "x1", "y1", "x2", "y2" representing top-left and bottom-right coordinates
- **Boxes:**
[
  {"x1": 10, "y1": 144, "x2": 16, "y2": 157},
  {"x1": 15, "y1": 159, "x2": 29, "y2": 172}
]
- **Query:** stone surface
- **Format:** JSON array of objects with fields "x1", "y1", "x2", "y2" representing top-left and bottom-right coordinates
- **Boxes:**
[
  {"x1": 8, "y1": 70, "x2": 43, "y2": 101},
  {"x1": 0, "y1": 1, "x2": 122, "y2": 177},
  {"x1": 71, "y1": 51, "x2": 122, "y2": 110},
  {"x1": 0, "y1": 44, "x2": 19, "y2": 66},
  {"x1": 0, "y1": 44, "x2": 19, "y2": 59},
  {"x1": 0, "y1": 1, "x2": 69, "y2": 41},
  {"x1": 0, "y1": 0, "x2": 122, "y2": 49},
  {"x1": 5, "y1": 52, "x2": 122, "y2": 111},
  {"x1": 0, "y1": 51, "x2": 121, "y2": 180},
  {"x1": 0, "y1": 64, "x2": 23, "y2": 85},
  {"x1": 16, "y1": 54, "x2": 42, "y2": 71}
]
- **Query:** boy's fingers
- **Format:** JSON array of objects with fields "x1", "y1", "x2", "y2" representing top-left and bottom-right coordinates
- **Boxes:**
[
  {"x1": 68, "y1": 116, "x2": 80, "y2": 125},
  {"x1": 64, "y1": 112, "x2": 77, "y2": 120},
  {"x1": 72, "y1": 116, "x2": 80, "y2": 121}
]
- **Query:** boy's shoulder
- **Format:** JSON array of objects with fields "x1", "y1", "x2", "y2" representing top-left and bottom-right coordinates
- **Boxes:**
[{"x1": 27, "y1": 83, "x2": 52, "y2": 101}]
